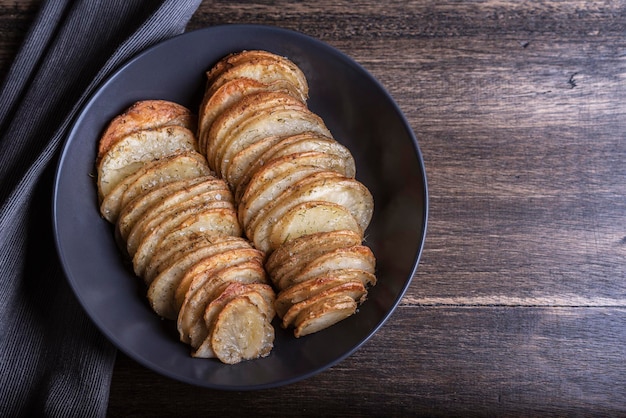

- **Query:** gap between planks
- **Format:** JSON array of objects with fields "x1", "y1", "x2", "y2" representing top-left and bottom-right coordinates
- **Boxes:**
[{"x1": 402, "y1": 295, "x2": 626, "y2": 308}]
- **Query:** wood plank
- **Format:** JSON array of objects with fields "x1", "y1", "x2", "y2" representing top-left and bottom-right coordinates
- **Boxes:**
[{"x1": 107, "y1": 306, "x2": 626, "y2": 416}]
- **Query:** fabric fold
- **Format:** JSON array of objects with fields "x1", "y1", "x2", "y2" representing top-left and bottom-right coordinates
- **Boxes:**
[{"x1": 0, "y1": 1, "x2": 202, "y2": 416}]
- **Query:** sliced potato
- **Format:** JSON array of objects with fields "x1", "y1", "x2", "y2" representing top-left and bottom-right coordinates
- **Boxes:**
[
  {"x1": 212, "y1": 103, "x2": 309, "y2": 179},
  {"x1": 205, "y1": 50, "x2": 300, "y2": 88},
  {"x1": 147, "y1": 237, "x2": 253, "y2": 319},
  {"x1": 275, "y1": 275, "x2": 366, "y2": 319},
  {"x1": 218, "y1": 106, "x2": 333, "y2": 188},
  {"x1": 178, "y1": 262, "x2": 268, "y2": 346},
  {"x1": 133, "y1": 206, "x2": 241, "y2": 281},
  {"x1": 234, "y1": 132, "x2": 354, "y2": 201},
  {"x1": 268, "y1": 201, "x2": 362, "y2": 251},
  {"x1": 116, "y1": 177, "x2": 209, "y2": 242},
  {"x1": 143, "y1": 230, "x2": 240, "y2": 283},
  {"x1": 174, "y1": 247, "x2": 265, "y2": 315},
  {"x1": 257, "y1": 134, "x2": 355, "y2": 176},
  {"x1": 208, "y1": 295, "x2": 275, "y2": 364},
  {"x1": 238, "y1": 152, "x2": 352, "y2": 229},
  {"x1": 249, "y1": 172, "x2": 374, "y2": 253},
  {"x1": 266, "y1": 230, "x2": 363, "y2": 288},
  {"x1": 198, "y1": 78, "x2": 303, "y2": 154},
  {"x1": 206, "y1": 91, "x2": 306, "y2": 173},
  {"x1": 126, "y1": 185, "x2": 233, "y2": 258},
  {"x1": 99, "y1": 151, "x2": 210, "y2": 222},
  {"x1": 281, "y1": 281, "x2": 365, "y2": 328},
  {"x1": 293, "y1": 294, "x2": 357, "y2": 338},
  {"x1": 97, "y1": 125, "x2": 197, "y2": 199},
  {"x1": 280, "y1": 245, "x2": 376, "y2": 290},
  {"x1": 205, "y1": 52, "x2": 308, "y2": 103},
  {"x1": 97, "y1": 100, "x2": 194, "y2": 162}
]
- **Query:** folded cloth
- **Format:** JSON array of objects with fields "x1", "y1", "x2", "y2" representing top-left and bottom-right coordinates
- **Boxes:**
[{"x1": 0, "y1": 0, "x2": 201, "y2": 416}]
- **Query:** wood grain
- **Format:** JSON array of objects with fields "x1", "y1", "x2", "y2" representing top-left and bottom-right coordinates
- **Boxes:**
[
  {"x1": 107, "y1": 307, "x2": 626, "y2": 416},
  {"x1": 2, "y1": 0, "x2": 624, "y2": 415}
]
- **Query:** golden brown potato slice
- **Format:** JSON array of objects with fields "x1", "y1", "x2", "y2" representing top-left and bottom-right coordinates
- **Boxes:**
[
  {"x1": 147, "y1": 237, "x2": 253, "y2": 319},
  {"x1": 97, "y1": 125, "x2": 198, "y2": 199},
  {"x1": 198, "y1": 78, "x2": 303, "y2": 154},
  {"x1": 217, "y1": 106, "x2": 332, "y2": 188},
  {"x1": 192, "y1": 280, "x2": 276, "y2": 359},
  {"x1": 99, "y1": 151, "x2": 210, "y2": 223},
  {"x1": 97, "y1": 100, "x2": 194, "y2": 162},
  {"x1": 249, "y1": 172, "x2": 374, "y2": 253},
  {"x1": 268, "y1": 201, "x2": 362, "y2": 251},
  {"x1": 280, "y1": 245, "x2": 376, "y2": 290},
  {"x1": 132, "y1": 206, "x2": 240, "y2": 280},
  {"x1": 144, "y1": 232, "x2": 235, "y2": 283},
  {"x1": 177, "y1": 261, "x2": 266, "y2": 348},
  {"x1": 234, "y1": 132, "x2": 354, "y2": 201},
  {"x1": 181, "y1": 272, "x2": 272, "y2": 348},
  {"x1": 116, "y1": 177, "x2": 228, "y2": 242},
  {"x1": 207, "y1": 295, "x2": 275, "y2": 364},
  {"x1": 238, "y1": 152, "x2": 352, "y2": 229},
  {"x1": 212, "y1": 103, "x2": 310, "y2": 180},
  {"x1": 205, "y1": 52, "x2": 308, "y2": 103},
  {"x1": 275, "y1": 275, "x2": 366, "y2": 319},
  {"x1": 174, "y1": 247, "x2": 265, "y2": 315},
  {"x1": 292, "y1": 294, "x2": 357, "y2": 338},
  {"x1": 125, "y1": 183, "x2": 233, "y2": 258},
  {"x1": 257, "y1": 134, "x2": 354, "y2": 175},
  {"x1": 206, "y1": 91, "x2": 306, "y2": 173},
  {"x1": 266, "y1": 229, "x2": 356, "y2": 275},
  {"x1": 205, "y1": 50, "x2": 297, "y2": 87},
  {"x1": 266, "y1": 229, "x2": 363, "y2": 288},
  {"x1": 280, "y1": 280, "x2": 366, "y2": 328}
]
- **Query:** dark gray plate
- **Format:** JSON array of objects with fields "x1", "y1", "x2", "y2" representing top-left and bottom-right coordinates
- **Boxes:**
[{"x1": 53, "y1": 24, "x2": 428, "y2": 390}]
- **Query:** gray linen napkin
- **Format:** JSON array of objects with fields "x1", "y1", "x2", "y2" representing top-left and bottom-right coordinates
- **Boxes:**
[{"x1": 0, "y1": 0, "x2": 202, "y2": 416}]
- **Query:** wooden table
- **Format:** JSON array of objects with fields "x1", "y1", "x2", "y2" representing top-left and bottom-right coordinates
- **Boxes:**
[{"x1": 3, "y1": 1, "x2": 624, "y2": 416}]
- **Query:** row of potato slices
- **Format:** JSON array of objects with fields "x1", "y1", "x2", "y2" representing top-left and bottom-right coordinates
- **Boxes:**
[
  {"x1": 197, "y1": 50, "x2": 377, "y2": 336},
  {"x1": 95, "y1": 101, "x2": 276, "y2": 364}
]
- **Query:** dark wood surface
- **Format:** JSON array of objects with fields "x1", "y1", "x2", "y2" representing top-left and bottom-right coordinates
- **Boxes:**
[{"x1": 2, "y1": 1, "x2": 625, "y2": 416}]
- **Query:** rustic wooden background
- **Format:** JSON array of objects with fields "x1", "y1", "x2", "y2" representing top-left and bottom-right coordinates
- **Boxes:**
[{"x1": 2, "y1": 1, "x2": 625, "y2": 416}]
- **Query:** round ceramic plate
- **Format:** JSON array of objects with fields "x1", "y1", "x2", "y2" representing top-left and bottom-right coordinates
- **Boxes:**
[{"x1": 53, "y1": 24, "x2": 428, "y2": 390}]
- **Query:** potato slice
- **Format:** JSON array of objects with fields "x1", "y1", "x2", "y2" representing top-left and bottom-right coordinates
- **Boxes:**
[
  {"x1": 178, "y1": 262, "x2": 267, "y2": 346},
  {"x1": 234, "y1": 132, "x2": 354, "y2": 201},
  {"x1": 293, "y1": 294, "x2": 357, "y2": 338},
  {"x1": 205, "y1": 50, "x2": 300, "y2": 87},
  {"x1": 116, "y1": 177, "x2": 209, "y2": 241},
  {"x1": 280, "y1": 245, "x2": 376, "y2": 290},
  {"x1": 266, "y1": 230, "x2": 363, "y2": 288},
  {"x1": 206, "y1": 91, "x2": 306, "y2": 173},
  {"x1": 249, "y1": 172, "x2": 374, "y2": 253},
  {"x1": 198, "y1": 78, "x2": 303, "y2": 154},
  {"x1": 212, "y1": 103, "x2": 309, "y2": 180},
  {"x1": 126, "y1": 184, "x2": 233, "y2": 258},
  {"x1": 207, "y1": 295, "x2": 275, "y2": 364},
  {"x1": 218, "y1": 106, "x2": 333, "y2": 188},
  {"x1": 147, "y1": 237, "x2": 253, "y2": 319},
  {"x1": 192, "y1": 281, "x2": 276, "y2": 358},
  {"x1": 268, "y1": 201, "x2": 362, "y2": 251},
  {"x1": 143, "y1": 230, "x2": 240, "y2": 283},
  {"x1": 99, "y1": 151, "x2": 210, "y2": 222},
  {"x1": 275, "y1": 275, "x2": 366, "y2": 319},
  {"x1": 97, "y1": 100, "x2": 194, "y2": 162},
  {"x1": 174, "y1": 247, "x2": 265, "y2": 315},
  {"x1": 97, "y1": 125, "x2": 197, "y2": 199},
  {"x1": 132, "y1": 206, "x2": 241, "y2": 281},
  {"x1": 205, "y1": 52, "x2": 308, "y2": 103},
  {"x1": 238, "y1": 152, "x2": 352, "y2": 229},
  {"x1": 281, "y1": 281, "x2": 365, "y2": 328}
]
